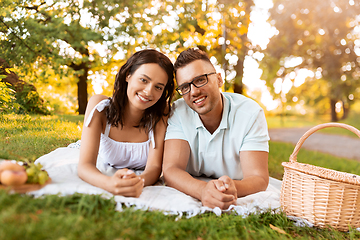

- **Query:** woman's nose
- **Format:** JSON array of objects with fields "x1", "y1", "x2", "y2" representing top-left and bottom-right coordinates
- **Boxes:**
[{"x1": 144, "y1": 85, "x2": 153, "y2": 96}]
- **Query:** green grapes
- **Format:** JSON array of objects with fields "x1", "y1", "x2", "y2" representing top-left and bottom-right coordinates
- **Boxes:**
[
  {"x1": 24, "y1": 162, "x2": 49, "y2": 185},
  {"x1": 38, "y1": 171, "x2": 48, "y2": 185}
]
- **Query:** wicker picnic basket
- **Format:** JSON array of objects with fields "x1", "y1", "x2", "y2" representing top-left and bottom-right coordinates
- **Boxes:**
[{"x1": 280, "y1": 123, "x2": 360, "y2": 231}]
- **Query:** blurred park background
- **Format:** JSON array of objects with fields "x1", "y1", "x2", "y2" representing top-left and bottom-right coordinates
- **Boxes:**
[{"x1": 1, "y1": 0, "x2": 360, "y2": 123}]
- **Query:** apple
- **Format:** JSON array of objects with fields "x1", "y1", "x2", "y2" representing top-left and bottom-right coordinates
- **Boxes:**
[
  {"x1": 0, "y1": 170, "x2": 28, "y2": 186},
  {"x1": 0, "y1": 161, "x2": 26, "y2": 185}
]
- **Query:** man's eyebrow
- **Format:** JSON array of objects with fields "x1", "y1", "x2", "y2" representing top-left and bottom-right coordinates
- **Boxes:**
[{"x1": 141, "y1": 74, "x2": 165, "y2": 86}]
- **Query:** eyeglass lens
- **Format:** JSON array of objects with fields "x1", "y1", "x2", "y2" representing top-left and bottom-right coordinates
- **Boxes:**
[{"x1": 178, "y1": 74, "x2": 208, "y2": 95}]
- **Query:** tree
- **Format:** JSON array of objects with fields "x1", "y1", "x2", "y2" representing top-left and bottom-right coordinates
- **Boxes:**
[
  {"x1": 162, "y1": 0, "x2": 254, "y2": 93},
  {"x1": 218, "y1": 0, "x2": 254, "y2": 94},
  {"x1": 187, "y1": 0, "x2": 255, "y2": 93},
  {"x1": 261, "y1": 0, "x2": 360, "y2": 121},
  {"x1": 1, "y1": 0, "x2": 257, "y2": 114},
  {"x1": 0, "y1": 0, "x2": 169, "y2": 114}
]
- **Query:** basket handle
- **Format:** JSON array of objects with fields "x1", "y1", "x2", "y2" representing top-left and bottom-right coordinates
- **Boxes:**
[{"x1": 289, "y1": 123, "x2": 360, "y2": 163}]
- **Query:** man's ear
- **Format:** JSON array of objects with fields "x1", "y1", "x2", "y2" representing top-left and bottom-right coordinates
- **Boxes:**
[{"x1": 216, "y1": 73, "x2": 224, "y2": 88}]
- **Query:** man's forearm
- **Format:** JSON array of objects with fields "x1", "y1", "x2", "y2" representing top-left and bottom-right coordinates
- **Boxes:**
[
  {"x1": 163, "y1": 167, "x2": 206, "y2": 201},
  {"x1": 234, "y1": 175, "x2": 269, "y2": 198}
]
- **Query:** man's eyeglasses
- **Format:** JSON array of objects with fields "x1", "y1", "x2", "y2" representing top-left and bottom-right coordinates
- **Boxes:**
[{"x1": 176, "y1": 72, "x2": 217, "y2": 96}]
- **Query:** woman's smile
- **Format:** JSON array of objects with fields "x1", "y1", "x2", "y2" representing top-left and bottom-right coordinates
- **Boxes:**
[{"x1": 137, "y1": 93, "x2": 151, "y2": 103}]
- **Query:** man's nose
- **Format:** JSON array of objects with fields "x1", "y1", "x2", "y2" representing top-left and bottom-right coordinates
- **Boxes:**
[{"x1": 189, "y1": 83, "x2": 201, "y2": 95}]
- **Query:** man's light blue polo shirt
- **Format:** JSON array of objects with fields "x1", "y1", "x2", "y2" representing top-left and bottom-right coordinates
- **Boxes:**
[{"x1": 165, "y1": 92, "x2": 270, "y2": 180}]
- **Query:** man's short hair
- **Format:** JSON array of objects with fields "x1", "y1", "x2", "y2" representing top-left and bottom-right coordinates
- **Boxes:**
[{"x1": 174, "y1": 48, "x2": 212, "y2": 72}]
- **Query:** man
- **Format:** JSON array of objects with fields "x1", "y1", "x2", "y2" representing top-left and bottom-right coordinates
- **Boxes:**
[{"x1": 163, "y1": 48, "x2": 270, "y2": 210}]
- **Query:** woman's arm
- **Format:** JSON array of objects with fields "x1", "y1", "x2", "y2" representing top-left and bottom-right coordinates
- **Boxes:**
[
  {"x1": 139, "y1": 116, "x2": 168, "y2": 186},
  {"x1": 77, "y1": 95, "x2": 143, "y2": 197}
]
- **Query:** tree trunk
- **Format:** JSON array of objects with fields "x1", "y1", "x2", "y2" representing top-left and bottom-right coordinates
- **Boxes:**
[
  {"x1": 341, "y1": 100, "x2": 350, "y2": 120},
  {"x1": 233, "y1": 57, "x2": 244, "y2": 94},
  {"x1": 232, "y1": 0, "x2": 252, "y2": 94},
  {"x1": 77, "y1": 69, "x2": 88, "y2": 115},
  {"x1": 330, "y1": 98, "x2": 338, "y2": 122},
  {"x1": 70, "y1": 62, "x2": 89, "y2": 115},
  {"x1": 233, "y1": 83, "x2": 243, "y2": 94}
]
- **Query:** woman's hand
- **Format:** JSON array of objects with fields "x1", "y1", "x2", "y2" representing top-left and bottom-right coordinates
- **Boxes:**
[{"x1": 107, "y1": 169, "x2": 144, "y2": 197}]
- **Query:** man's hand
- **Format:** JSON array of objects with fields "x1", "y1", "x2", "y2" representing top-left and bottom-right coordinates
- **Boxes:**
[
  {"x1": 201, "y1": 177, "x2": 237, "y2": 210},
  {"x1": 215, "y1": 175, "x2": 238, "y2": 198}
]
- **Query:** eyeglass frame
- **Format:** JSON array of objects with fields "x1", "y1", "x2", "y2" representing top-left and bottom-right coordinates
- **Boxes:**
[{"x1": 176, "y1": 72, "x2": 217, "y2": 96}]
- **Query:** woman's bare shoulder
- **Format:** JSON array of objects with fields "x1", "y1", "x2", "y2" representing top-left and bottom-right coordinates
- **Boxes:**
[
  {"x1": 88, "y1": 94, "x2": 109, "y2": 105},
  {"x1": 86, "y1": 95, "x2": 108, "y2": 110},
  {"x1": 84, "y1": 94, "x2": 109, "y2": 118}
]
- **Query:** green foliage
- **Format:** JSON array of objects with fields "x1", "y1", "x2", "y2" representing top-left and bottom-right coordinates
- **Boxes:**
[
  {"x1": 12, "y1": 83, "x2": 51, "y2": 115},
  {"x1": 0, "y1": 81, "x2": 19, "y2": 114},
  {"x1": 261, "y1": 0, "x2": 360, "y2": 121},
  {"x1": 1, "y1": 0, "x2": 256, "y2": 114},
  {"x1": 0, "y1": 65, "x2": 51, "y2": 115},
  {"x1": 163, "y1": 0, "x2": 253, "y2": 92}
]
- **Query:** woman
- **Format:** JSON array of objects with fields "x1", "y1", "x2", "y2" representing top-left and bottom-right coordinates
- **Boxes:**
[{"x1": 78, "y1": 49, "x2": 174, "y2": 197}]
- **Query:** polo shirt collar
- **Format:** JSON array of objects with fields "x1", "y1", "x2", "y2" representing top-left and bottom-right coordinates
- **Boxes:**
[
  {"x1": 194, "y1": 112, "x2": 203, "y2": 129},
  {"x1": 218, "y1": 93, "x2": 229, "y2": 130},
  {"x1": 194, "y1": 93, "x2": 229, "y2": 130}
]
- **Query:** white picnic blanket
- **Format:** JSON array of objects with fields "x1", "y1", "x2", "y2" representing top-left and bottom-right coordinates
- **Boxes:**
[{"x1": 29, "y1": 145, "x2": 281, "y2": 218}]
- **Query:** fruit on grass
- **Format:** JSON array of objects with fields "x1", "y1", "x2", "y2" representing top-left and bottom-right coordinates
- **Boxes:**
[
  {"x1": 25, "y1": 162, "x2": 49, "y2": 185},
  {"x1": 0, "y1": 170, "x2": 28, "y2": 186},
  {"x1": 0, "y1": 160, "x2": 49, "y2": 185},
  {"x1": 0, "y1": 161, "x2": 26, "y2": 184},
  {"x1": 0, "y1": 160, "x2": 25, "y2": 175}
]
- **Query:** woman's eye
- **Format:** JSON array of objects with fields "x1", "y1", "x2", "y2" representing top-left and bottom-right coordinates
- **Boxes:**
[
  {"x1": 140, "y1": 78, "x2": 147, "y2": 83},
  {"x1": 156, "y1": 86, "x2": 163, "y2": 91}
]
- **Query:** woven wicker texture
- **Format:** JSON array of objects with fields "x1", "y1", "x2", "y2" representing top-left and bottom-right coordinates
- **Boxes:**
[{"x1": 280, "y1": 123, "x2": 360, "y2": 231}]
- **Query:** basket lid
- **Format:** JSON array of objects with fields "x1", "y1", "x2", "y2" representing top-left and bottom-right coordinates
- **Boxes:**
[{"x1": 282, "y1": 161, "x2": 360, "y2": 186}]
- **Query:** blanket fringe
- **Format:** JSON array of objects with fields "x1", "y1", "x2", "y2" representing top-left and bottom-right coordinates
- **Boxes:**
[{"x1": 114, "y1": 199, "x2": 281, "y2": 221}]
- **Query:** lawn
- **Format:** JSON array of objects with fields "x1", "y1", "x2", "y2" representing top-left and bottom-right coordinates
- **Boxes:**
[
  {"x1": 266, "y1": 111, "x2": 360, "y2": 138},
  {"x1": 1, "y1": 113, "x2": 360, "y2": 239}
]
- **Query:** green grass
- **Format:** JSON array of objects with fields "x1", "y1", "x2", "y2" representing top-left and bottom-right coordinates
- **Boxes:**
[
  {"x1": 1, "y1": 113, "x2": 360, "y2": 239},
  {"x1": 267, "y1": 111, "x2": 360, "y2": 138},
  {"x1": 266, "y1": 114, "x2": 325, "y2": 129},
  {"x1": 1, "y1": 192, "x2": 358, "y2": 239},
  {"x1": 268, "y1": 141, "x2": 360, "y2": 180},
  {"x1": 0, "y1": 114, "x2": 83, "y2": 161}
]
